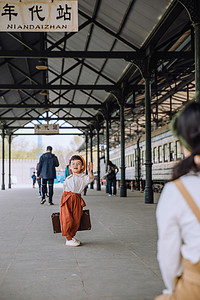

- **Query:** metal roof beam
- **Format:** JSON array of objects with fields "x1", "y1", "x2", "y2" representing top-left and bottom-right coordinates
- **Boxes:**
[
  {"x1": 12, "y1": 133, "x2": 84, "y2": 136},
  {"x1": 0, "y1": 104, "x2": 102, "y2": 109},
  {"x1": 0, "y1": 50, "x2": 143, "y2": 59},
  {"x1": 0, "y1": 50, "x2": 193, "y2": 60},
  {"x1": 155, "y1": 51, "x2": 193, "y2": 60},
  {"x1": 0, "y1": 104, "x2": 134, "y2": 109},
  {"x1": 0, "y1": 117, "x2": 119, "y2": 121},
  {"x1": 0, "y1": 84, "x2": 142, "y2": 91},
  {"x1": 4, "y1": 126, "x2": 94, "y2": 129}
]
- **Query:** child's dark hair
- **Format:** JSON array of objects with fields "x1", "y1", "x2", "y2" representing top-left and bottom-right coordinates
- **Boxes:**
[
  {"x1": 172, "y1": 101, "x2": 200, "y2": 180},
  {"x1": 69, "y1": 155, "x2": 83, "y2": 165}
]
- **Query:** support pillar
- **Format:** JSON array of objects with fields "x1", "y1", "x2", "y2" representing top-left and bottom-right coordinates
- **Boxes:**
[
  {"x1": 144, "y1": 77, "x2": 153, "y2": 203},
  {"x1": 119, "y1": 99, "x2": 126, "y2": 197},
  {"x1": 8, "y1": 133, "x2": 12, "y2": 189},
  {"x1": 130, "y1": 56, "x2": 154, "y2": 203},
  {"x1": 113, "y1": 87, "x2": 126, "y2": 197},
  {"x1": 96, "y1": 128, "x2": 101, "y2": 191},
  {"x1": 85, "y1": 134, "x2": 88, "y2": 175},
  {"x1": 105, "y1": 115, "x2": 110, "y2": 193},
  {"x1": 194, "y1": 22, "x2": 200, "y2": 102},
  {"x1": 1, "y1": 127, "x2": 5, "y2": 190},
  {"x1": 90, "y1": 133, "x2": 94, "y2": 189},
  {"x1": 178, "y1": 0, "x2": 200, "y2": 101}
]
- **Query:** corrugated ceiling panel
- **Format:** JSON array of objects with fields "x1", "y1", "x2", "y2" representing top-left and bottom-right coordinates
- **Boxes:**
[
  {"x1": 96, "y1": 75, "x2": 116, "y2": 86},
  {"x1": 47, "y1": 32, "x2": 65, "y2": 49},
  {"x1": 113, "y1": 40, "x2": 135, "y2": 51},
  {"x1": 0, "y1": 65, "x2": 14, "y2": 84},
  {"x1": 79, "y1": 0, "x2": 96, "y2": 18},
  {"x1": 102, "y1": 59, "x2": 129, "y2": 82},
  {"x1": 90, "y1": 90, "x2": 108, "y2": 101},
  {"x1": 78, "y1": 65, "x2": 100, "y2": 85},
  {"x1": 96, "y1": 0, "x2": 129, "y2": 34},
  {"x1": 66, "y1": 26, "x2": 91, "y2": 51},
  {"x1": 73, "y1": 90, "x2": 90, "y2": 104},
  {"x1": 121, "y1": 0, "x2": 173, "y2": 47},
  {"x1": 80, "y1": 109, "x2": 98, "y2": 117},
  {"x1": 87, "y1": 98, "x2": 102, "y2": 105},
  {"x1": 70, "y1": 108, "x2": 90, "y2": 116},
  {"x1": 4, "y1": 92, "x2": 22, "y2": 104},
  {"x1": 84, "y1": 58, "x2": 110, "y2": 73},
  {"x1": 62, "y1": 64, "x2": 82, "y2": 84},
  {"x1": 57, "y1": 109, "x2": 71, "y2": 116},
  {"x1": 87, "y1": 26, "x2": 115, "y2": 51}
]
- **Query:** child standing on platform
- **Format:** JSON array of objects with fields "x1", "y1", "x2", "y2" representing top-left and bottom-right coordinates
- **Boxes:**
[
  {"x1": 60, "y1": 155, "x2": 94, "y2": 247},
  {"x1": 31, "y1": 171, "x2": 36, "y2": 188}
]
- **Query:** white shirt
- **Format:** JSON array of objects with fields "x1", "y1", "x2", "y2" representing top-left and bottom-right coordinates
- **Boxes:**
[
  {"x1": 156, "y1": 173, "x2": 200, "y2": 294},
  {"x1": 63, "y1": 173, "x2": 93, "y2": 194}
]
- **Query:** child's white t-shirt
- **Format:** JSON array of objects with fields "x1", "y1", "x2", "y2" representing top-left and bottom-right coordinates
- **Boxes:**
[{"x1": 63, "y1": 173, "x2": 93, "y2": 193}]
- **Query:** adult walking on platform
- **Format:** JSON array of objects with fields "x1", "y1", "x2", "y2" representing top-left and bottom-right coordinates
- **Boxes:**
[
  {"x1": 155, "y1": 101, "x2": 200, "y2": 300},
  {"x1": 37, "y1": 146, "x2": 59, "y2": 205},
  {"x1": 106, "y1": 160, "x2": 119, "y2": 196}
]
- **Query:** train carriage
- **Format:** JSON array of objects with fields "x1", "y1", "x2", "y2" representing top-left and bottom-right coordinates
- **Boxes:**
[{"x1": 108, "y1": 124, "x2": 183, "y2": 192}]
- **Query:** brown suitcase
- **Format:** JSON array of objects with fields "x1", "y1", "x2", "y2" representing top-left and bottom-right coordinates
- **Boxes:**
[
  {"x1": 78, "y1": 209, "x2": 91, "y2": 231},
  {"x1": 51, "y1": 212, "x2": 61, "y2": 233},
  {"x1": 51, "y1": 209, "x2": 91, "y2": 233}
]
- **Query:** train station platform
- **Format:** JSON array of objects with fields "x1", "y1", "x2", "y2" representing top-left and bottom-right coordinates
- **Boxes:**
[{"x1": 0, "y1": 184, "x2": 164, "y2": 300}]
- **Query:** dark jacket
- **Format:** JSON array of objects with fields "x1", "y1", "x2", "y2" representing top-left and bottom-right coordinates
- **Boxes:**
[{"x1": 37, "y1": 152, "x2": 59, "y2": 179}]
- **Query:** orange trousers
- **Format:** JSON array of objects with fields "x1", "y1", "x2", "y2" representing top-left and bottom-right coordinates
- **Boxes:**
[
  {"x1": 155, "y1": 258, "x2": 200, "y2": 300},
  {"x1": 60, "y1": 191, "x2": 86, "y2": 240}
]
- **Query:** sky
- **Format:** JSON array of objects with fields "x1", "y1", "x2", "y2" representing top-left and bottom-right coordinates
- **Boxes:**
[
  {"x1": 13, "y1": 132, "x2": 84, "y2": 151},
  {"x1": 1, "y1": 113, "x2": 85, "y2": 152},
  {"x1": 10, "y1": 114, "x2": 85, "y2": 151}
]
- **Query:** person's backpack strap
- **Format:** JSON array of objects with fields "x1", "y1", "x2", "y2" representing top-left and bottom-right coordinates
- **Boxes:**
[{"x1": 174, "y1": 179, "x2": 200, "y2": 223}]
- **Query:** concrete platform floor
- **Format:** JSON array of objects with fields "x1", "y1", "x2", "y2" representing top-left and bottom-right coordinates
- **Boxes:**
[{"x1": 0, "y1": 184, "x2": 164, "y2": 300}]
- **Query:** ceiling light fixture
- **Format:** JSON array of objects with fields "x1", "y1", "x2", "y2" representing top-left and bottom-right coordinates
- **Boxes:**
[
  {"x1": 40, "y1": 90, "x2": 48, "y2": 96},
  {"x1": 36, "y1": 59, "x2": 48, "y2": 70}
]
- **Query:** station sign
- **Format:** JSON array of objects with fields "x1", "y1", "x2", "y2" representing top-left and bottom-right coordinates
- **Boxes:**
[
  {"x1": 34, "y1": 124, "x2": 59, "y2": 134},
  {"x1": 0, "y1": 1, "x2": 78, "y2": 32}
]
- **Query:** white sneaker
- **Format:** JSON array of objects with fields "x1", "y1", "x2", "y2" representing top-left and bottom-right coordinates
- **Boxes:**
[
  {"x1": 65, "y1": 239, "x2": 80, "y2": 247},
  {"x1": 72, "y1": 237, "x2": 81, "y2": 244},
  {"x1": 109, "y1": 194, "x2": 112, "y2": 196}
]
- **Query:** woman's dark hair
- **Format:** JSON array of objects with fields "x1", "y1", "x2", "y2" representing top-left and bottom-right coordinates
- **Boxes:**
[
  {"x1": 107, "y1": 160, "x2": 114, "y2": 166},
  {"x1": 172, "y1": 101, "x2": 200, "y2": 180},
  {"x1": 69, "y1": 155, "x2": 83, "y2": 165}
]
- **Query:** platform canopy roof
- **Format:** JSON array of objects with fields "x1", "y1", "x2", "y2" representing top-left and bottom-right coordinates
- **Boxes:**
[{"x1": 0, "y1": 0, "x2": 195, "y2": 147}]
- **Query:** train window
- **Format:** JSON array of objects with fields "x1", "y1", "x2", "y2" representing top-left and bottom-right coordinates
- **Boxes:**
[
  {"x1": 127, "y1": 155, "x2": 130, "y2": 167},
  {"x1": 142, "y1": 150, "x2": 145, "y2": 165},
  {"x1": 118, "y1": 159, "x2": 120, "y2": 167},
  {"x1": 164, "y1": 144, "x2": 168, "y2": 162},
  {"x1": 135, "y1": 149, "x2": 138, "y2": 164},
  {"x1": 128, "y1": 155, "x2": 131, "y2": 167},
  {"x1": 131, "y1": 154, "x2": 134, "y2": 167},
  {"x1": 158, "y1": 146, "x2": 162, "y2": 163},
  {"x1": 169, "y1": 142, "x2": 174, "y2": 161},
  {"x1": 176, "y1": 141, "x2": 182, "y2": 160},
  {"x1": 153, "y1": 147, "x2": 158, "y2": 164}
]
